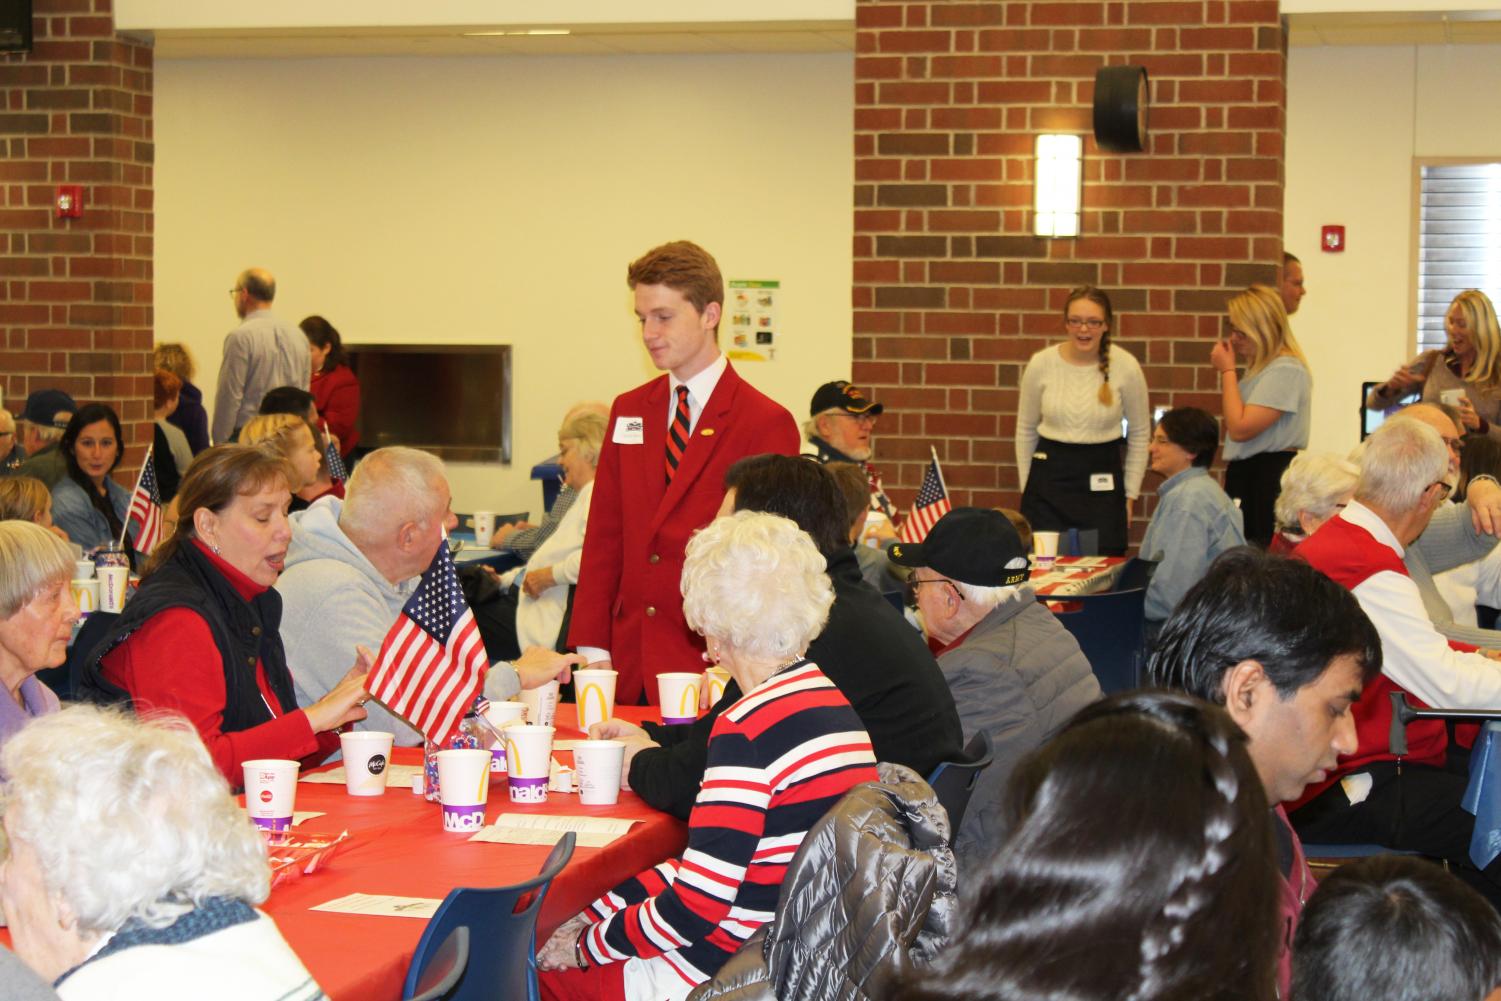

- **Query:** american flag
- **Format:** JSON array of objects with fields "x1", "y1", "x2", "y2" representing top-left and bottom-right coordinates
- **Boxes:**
[
  {"x1": 324, "y1": 435, "x2": 348, "y2": 483},
  {"x1": 124, "y1": 446, "x2": 164, "y2": 553},
  {"x1": 897, "y1": 452, "x2": 951, "y2": 544},
  {"x1": 365, "y1": 536, "x2": 488, "y2": 745}
]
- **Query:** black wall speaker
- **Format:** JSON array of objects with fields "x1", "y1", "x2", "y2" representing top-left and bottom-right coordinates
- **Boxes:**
[{"x1": 0, "y1": 0, "x2": 34, "y2": 53}]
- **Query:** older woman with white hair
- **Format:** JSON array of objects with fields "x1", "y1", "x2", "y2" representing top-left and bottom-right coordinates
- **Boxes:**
[
  {"x1": 0, "y1": 521, "x2": 76, "y2": 750},
  {"x1": 536, "y1": 511, "x2": 879, "y2": 1001},
  {"x1": 0, "y1": 705, "x2": 322, "y2": 1000},
  {"x1": 479, "y1": 410, "x2": 607, "y2": 659},
  {"x1": 1270, "y1": 451, "x2": 1360, "y2": 554}
]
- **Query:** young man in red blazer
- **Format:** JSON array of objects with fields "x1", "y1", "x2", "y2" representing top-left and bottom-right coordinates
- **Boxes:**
[{"x1": 568, "y1": 241, "x2": 800, "y2": 705}]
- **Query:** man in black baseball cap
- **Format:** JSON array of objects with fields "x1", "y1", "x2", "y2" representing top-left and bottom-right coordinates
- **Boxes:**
[
  {"x1": 14, "y1": 388, "x2": 78, "y2": 487},
  {"x1": 889, "y1": 506, "x2": 1100, "y2": 872},
  {"x1": 802, "y1": 380, "x2": 897, "y2": 525}
]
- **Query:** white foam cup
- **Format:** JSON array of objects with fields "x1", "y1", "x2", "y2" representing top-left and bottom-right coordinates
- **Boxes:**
[
  {"x1": 657, "y1": 672, "x2": 701, "y2": 725},
  {"x1": 435, "y1": 748, "x2": 492, "y2": 832},
  {"x1": 574, "y1": 669, "x2": 618, "y2": 732},
  {"x1": 472, "y1": 511, "x2": 496, "y2": 548},
  {"x1": 703, "y1": 666, "x2": 732, "y2": 706},
  {"x1": 482, "y1": 701, "x2": 527, "y2": 772},
  {"x1": 518, "y1": 679, "x2": 559, "y2": 727},
  {"x1": 242, "y1": 759, "x2": 299, "y2": 831},
  {"x1": 339, "y1": 731, "x2": 395, "y2": 796},
  {"x1": 98, "y1": 565, "x2": 129, "y2": 612},
  {"x1": 1033, "y1": 531, "x2": 1059, "y2": 572},
  {"x1": 503, "y1": 725, "x2": 555, "y2": 804},
  {"x1": 574, "y1": 740, "x2": 625, "y2": 806},
  {"x1": 74, "y1": 559, "x2": 95, "y2": 579}
]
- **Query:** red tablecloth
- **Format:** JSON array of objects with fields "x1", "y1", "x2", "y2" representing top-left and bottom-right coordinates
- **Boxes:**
[
  {"x1": 1030, "y1": 555, "x2": 1126, "y2": 596},
  {"x1": 264, "y1": 704, "x2": 687, "y2": 1001}
]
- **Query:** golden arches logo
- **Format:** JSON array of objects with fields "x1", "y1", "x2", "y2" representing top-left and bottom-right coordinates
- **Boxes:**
[
  {"x1": 677, "y1": 683, "x2": 699, "y2": 717},
  {"x1": 580, "y1": 683, "x2": 611, "y2": 727},
  {"x1": 504, "y1": 737, "x2": 534, "y2": 777}
]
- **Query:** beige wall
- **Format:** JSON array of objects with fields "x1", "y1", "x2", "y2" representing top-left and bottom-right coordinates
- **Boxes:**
[
  {"x1": 155, "y1": 52, "x2": 854, "y2": 514},
  {"x1": 1286, "y1": 43, "x2": 1501, "y2": 456}
]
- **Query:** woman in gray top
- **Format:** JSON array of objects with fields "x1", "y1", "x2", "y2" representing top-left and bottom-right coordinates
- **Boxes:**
[{"x1": 1211, "y1": 284, "x2": 1311, "y2": 546}]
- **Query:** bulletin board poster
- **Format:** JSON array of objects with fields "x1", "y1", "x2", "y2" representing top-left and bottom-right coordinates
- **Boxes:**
[{"x1": 726, "y1": 280, "x2": 779, "y2": 362}]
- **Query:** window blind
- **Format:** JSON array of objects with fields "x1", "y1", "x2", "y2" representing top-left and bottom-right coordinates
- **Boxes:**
[{"x1": 1416, "y1": 163, "x2": 1501, "y2": 354}]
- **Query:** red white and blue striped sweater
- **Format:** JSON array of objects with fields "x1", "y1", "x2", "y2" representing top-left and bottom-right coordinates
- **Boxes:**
[{"x1": 580, "y1": 660, "x2": 878, "y2": 990}]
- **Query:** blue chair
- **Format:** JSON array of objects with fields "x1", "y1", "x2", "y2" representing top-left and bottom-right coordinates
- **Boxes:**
[
  {"x1": 402, "y1": 832, "x2": 576, "y2": 1001},
  {"x1": 926, "y1": 730, "x2": 995, "y2": 834},
  {"x1": 405, "y1": 925, "x2": 470, "y2": 1001},
  {"x1": 1115, "y1": 556, "x2": 1157, "y2": 592},
  {"x1": 1039, "y1": 587, "x2": 1147, "y2": 694}
]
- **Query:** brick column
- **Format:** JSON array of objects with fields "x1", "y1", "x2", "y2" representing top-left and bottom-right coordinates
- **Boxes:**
[
  {"x1": 854, "y1": 0, "x2": 1285, "y2": 537},
  {"x1": 0, "y1": 0, "x2": 153, "y2": 480}
]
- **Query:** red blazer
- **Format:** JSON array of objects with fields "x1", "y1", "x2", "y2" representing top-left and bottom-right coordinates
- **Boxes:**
[
  {"x1": 568, "y1": 362, "x2": 799, "y2": 704},
  {"x1": 311, "y1": 363, "x2": 361, "y2": 455}
]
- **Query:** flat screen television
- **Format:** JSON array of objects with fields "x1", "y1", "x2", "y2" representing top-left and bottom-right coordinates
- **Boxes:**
[
  {"x1": 1360, "y1": 381, "x2": 1420, "y2": 440},
  {"x1": 347, "y1": 344, "x2": 512, "y2": 463}
]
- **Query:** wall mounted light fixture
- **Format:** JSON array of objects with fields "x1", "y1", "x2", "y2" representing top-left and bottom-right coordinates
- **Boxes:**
[{"x1": 1034, "y1": 134, "x2": 1082, "y2": 238}]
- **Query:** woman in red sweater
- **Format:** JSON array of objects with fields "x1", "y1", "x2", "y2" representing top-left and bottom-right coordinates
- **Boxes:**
[
  {"x1": 77, "y1": 445, "x2": 371, "y2": 786},
  {"x1": 301, "y1": 314, "x2": 361, "y2": 458}
]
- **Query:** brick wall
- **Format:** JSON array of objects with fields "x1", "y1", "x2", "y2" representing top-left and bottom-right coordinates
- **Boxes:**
[
  {"x1": 853, "y1": 0, "x2": 1285, "y2": 539},
  {"x1": 0, "y1": 0, "x2": 153, "y2": 482}
]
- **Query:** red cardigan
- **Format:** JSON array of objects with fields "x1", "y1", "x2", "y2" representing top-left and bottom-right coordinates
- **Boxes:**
[
  {"x1": 312, "y1": 363, "x2": 361, "y2": 455},
  {"x1": 100, "y1": 541, "x2": 338, "y2": 784}
]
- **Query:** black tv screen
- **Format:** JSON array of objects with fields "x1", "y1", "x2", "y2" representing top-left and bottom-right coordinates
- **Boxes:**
[
  {"x1": 348, "y1": 344, "x2": 512, "y2": 463},
  {"x1": 1360, "y1": 381, "x2": 1420, "y2": 440},
  {"x1": 0, "y1": 0, "x2": 32, "y2": 53}
]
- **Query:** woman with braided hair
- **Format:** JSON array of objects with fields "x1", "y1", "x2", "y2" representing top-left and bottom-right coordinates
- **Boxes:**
[
  {"x1": 1016, "y1": 285, "x2": 1150, "y2": 555},
  {"x1": 898, "y1": 689, "x2": 1279, "y2": 1001}
]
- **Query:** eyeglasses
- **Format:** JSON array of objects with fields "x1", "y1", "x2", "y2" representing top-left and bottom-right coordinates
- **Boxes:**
[
  {"x1": 903, "y1": 575, "x2": 956, "y2": 610},
  {"x1": 227, "y1": 287, "x2": 243, "y2": 297},
  {"x1": 1430, "y1": 480, "x2": 1454, "y2": 501},
  {"x1": 0, "y1": 430, "x2": 12, "y2": 438},
  {"x1": 831, "y1": 412, "x2": 877, "y2": 426},
  {"x1": 1065, "y1": 317, "x2": 1105, "y2": 330},
  {"x1": 1442, "y1": 436, "x2": 1465, "y2": 455}
]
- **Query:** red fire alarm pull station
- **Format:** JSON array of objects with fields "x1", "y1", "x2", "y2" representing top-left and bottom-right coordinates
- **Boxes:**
[
  {"x1": 55, "y1": 185, "x2": 83, "y2": 219},
  {"x1": 1322, "y1": 225, "x2": 1345, "y2": 252}
]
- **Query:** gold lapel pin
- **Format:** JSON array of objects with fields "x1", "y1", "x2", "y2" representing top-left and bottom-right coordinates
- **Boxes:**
[{"x1": 700, "y1": 428, "x2": 715, "y2": 436}]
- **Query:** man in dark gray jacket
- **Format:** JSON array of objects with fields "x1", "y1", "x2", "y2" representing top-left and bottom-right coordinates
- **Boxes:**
[{"x1": 890, "y1": 507, "x2": 1101, "y2": 875}]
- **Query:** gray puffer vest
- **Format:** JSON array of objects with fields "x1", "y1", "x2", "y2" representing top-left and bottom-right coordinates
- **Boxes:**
[{"x1": 687, "y1": 763, "x2": 956, "y2": 1001}]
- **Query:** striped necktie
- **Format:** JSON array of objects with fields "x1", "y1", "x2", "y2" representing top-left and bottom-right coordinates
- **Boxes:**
[{"x1": 665, "y1": 385, "x2": 690, "y2": 484}]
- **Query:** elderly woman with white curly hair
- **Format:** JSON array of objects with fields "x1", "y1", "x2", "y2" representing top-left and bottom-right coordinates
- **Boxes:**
[
  {"x1": 0, "y1": 705, "x2": 322, "y2": 1000},
  {"x1": 536, "y1": 511, "x2": 879, "y2": 1001},
  {"x1": 1270, "y1": 451, "x2": 1360, "y2": 554}
]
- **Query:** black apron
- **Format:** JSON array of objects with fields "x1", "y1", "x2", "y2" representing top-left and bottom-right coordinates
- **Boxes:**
[
  {"x1": 1225, "y1": 450, "x2": 1296, "y2": 549},
  {"x1": 1019, "y1": 436, "x2": 1128, "y2": 555}
]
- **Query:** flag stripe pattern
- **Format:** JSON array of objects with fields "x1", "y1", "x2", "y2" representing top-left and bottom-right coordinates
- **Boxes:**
[
  {"x1": 579, "y1": 661, "x2": 877, "y2": 989},
  {"x1": 897, "y1": 456, "x2": 950, "y2": 543},
  {"x1": 365, "y1": 537, "x2": 487, "y2": 745},
  {"x1": 665, "y1": 385, "x2": 690, "y2": 483},
  {"x1": 125, "y1": 449, "x2": 164, "y2": 554}
]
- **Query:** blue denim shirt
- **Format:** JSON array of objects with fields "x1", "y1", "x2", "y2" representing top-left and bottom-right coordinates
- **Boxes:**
[{"x1": 1140, "y1": 466, "x2": 1246, "y2": 621}]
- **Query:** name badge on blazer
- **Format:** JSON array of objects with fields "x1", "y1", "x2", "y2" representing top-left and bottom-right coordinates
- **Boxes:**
[{"x1": 613, "y1": 416, "x2": 644, "y2": 445}]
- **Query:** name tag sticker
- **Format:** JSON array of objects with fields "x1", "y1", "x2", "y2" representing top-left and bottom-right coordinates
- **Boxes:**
[
  {"x1": 1090, "y1": 473, "x2": 1115, "y2": 492},
  {"x1": 613, "y1": 417, "x2": 644, "y2": 445}
]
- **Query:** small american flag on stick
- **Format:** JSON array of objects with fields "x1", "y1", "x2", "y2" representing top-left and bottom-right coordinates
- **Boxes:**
[
  {"x1": 123, "y1": 446, "x2": 165, "y2": 553},
  {"x1": 364, "y1": 536, "x2": 488, "y2": 745},
  {"x1": 897, "y1": 448, "x2": 951, "y2": 544}
]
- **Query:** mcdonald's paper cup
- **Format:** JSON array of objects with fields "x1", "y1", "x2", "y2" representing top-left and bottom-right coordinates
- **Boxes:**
[
  {"x1": 573, "y1": 740, "x2": 625, "y2": 806},
  {"x1": 242, "y1": 759, "x2": 299, "y2": 831},
  {"x1": 74, "y1": 559, "x2": 95, "y2": 579},
  {"x1": 518, "y1": 680, "x2": 559, "y2": 728},
  {"x1": 436, "y1": 748, "x2": 492, "y2": 832},
  {"x1": 703, "y1": 666, "x2": 731, "y2": 706},
  {"x1": 472, "y1": 511, "x2": 496, "y2": 548},
  {"x1": 504, "y1": 725, "x2": 555, "y2": 804},
  {"x1": 70, "y1": 578, "x2": 98, "y2": 617},
  {"x1": 658, "y1": 673, "x2": 701, "y2": 725},
  {"x1": 98, "y1": 565, "x2": 129, "y2": 613},
  {"x1": 574, "y1": 669, "x2": 618, "y2": 732},
  {"x1": 482, "y1": 701, "x2": 527, "y2": 772},
  {"x1": 339, "y1": 731, "x2": 395, "y2": 796},
  {"x1": 1033, "y1": 531, "x2": 1059, "y2": 572}
]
